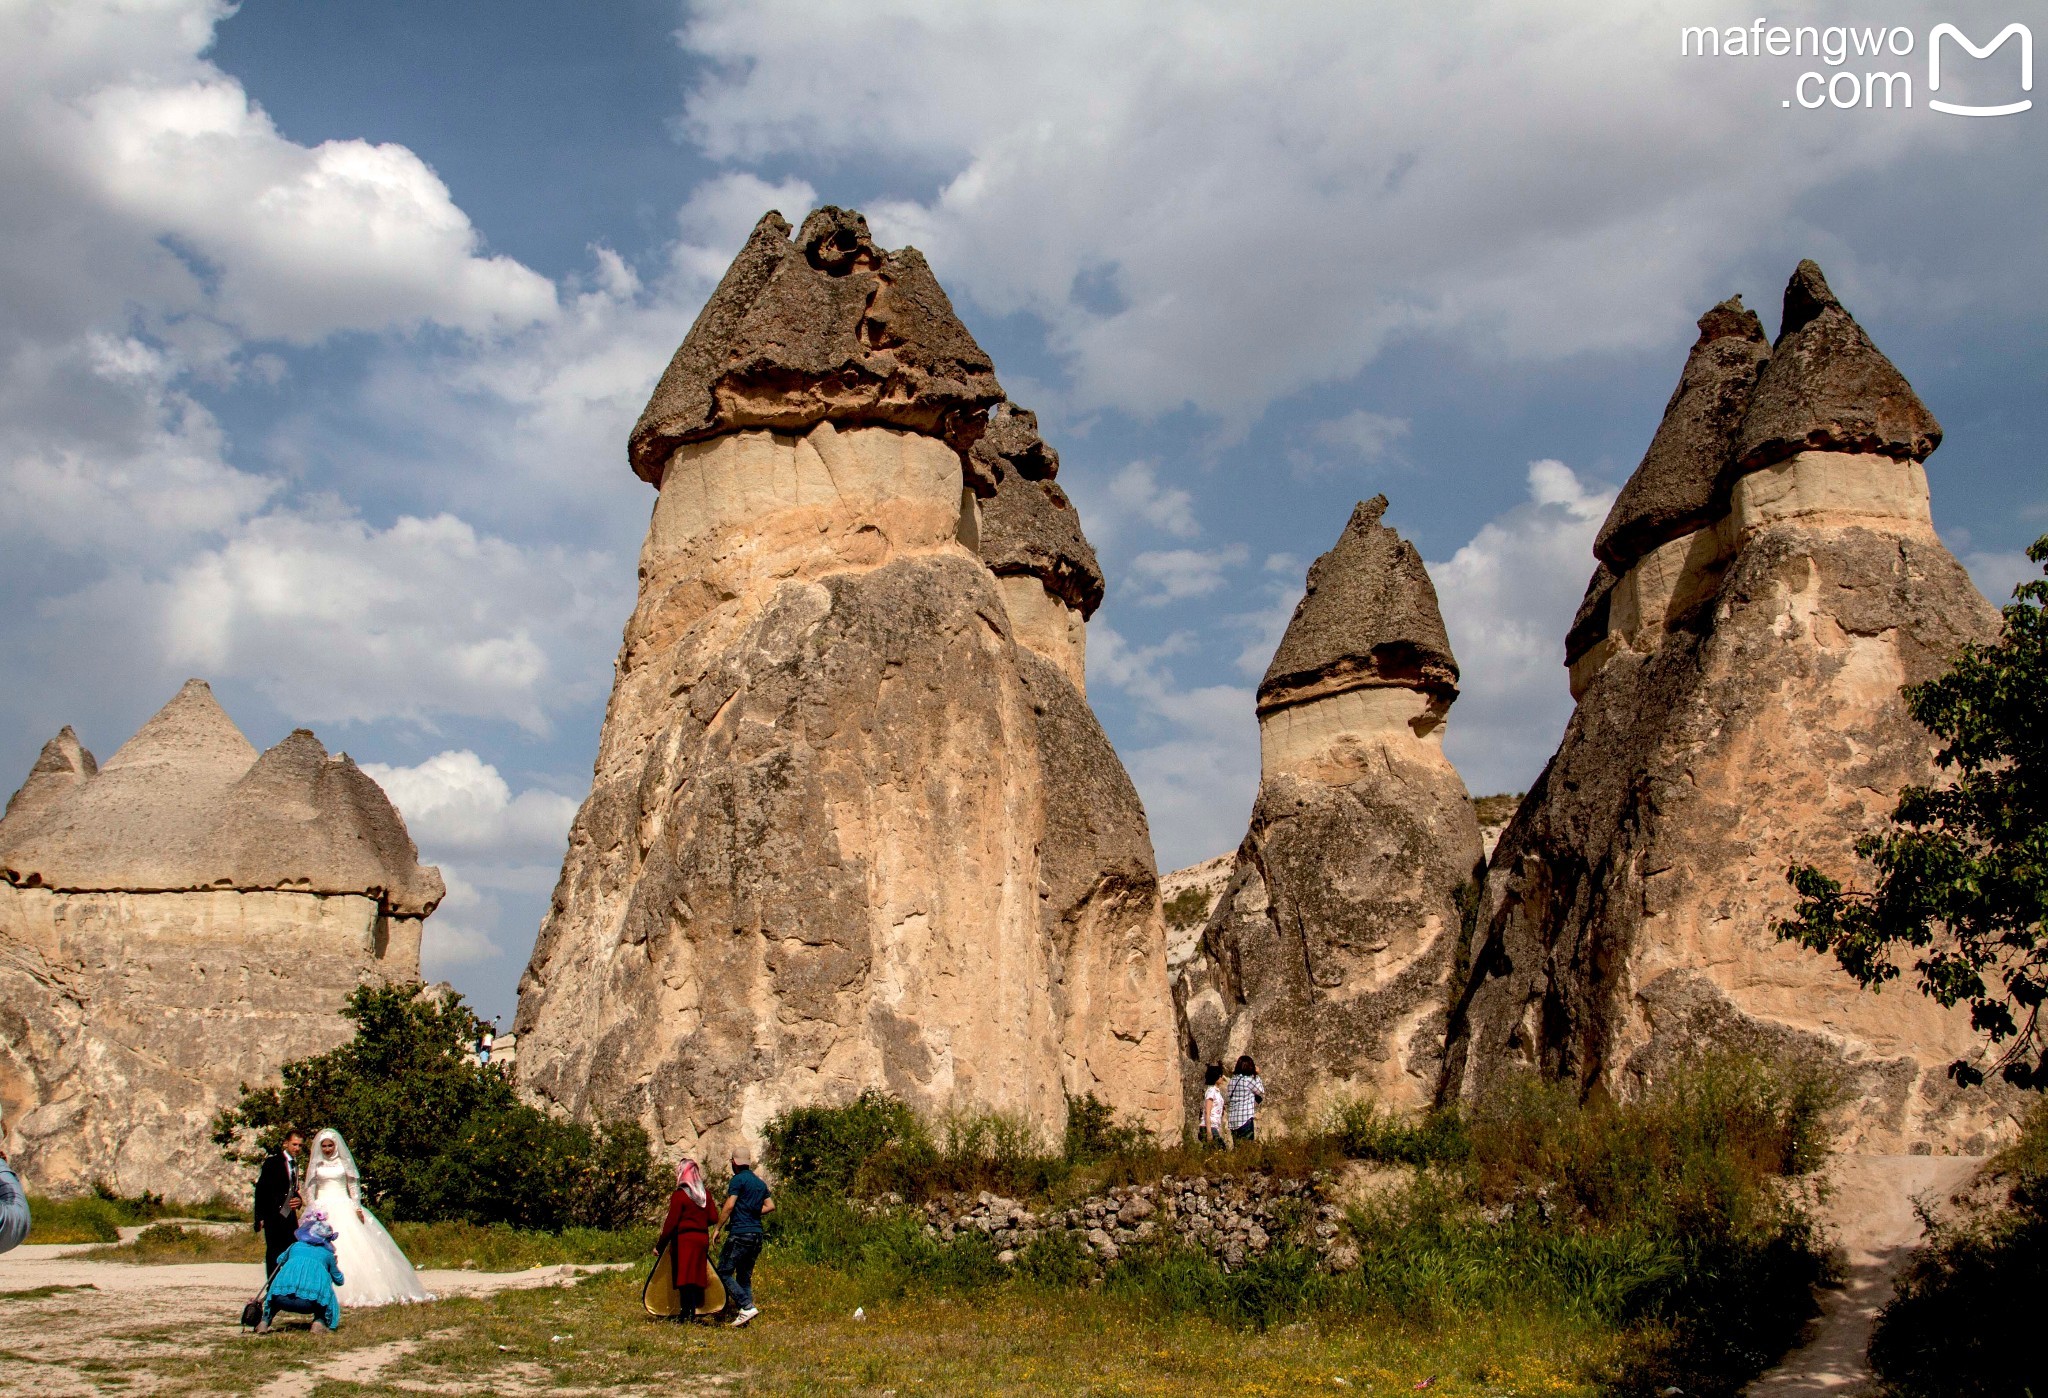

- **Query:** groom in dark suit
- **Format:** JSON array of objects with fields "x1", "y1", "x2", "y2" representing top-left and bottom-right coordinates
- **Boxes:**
[{"x1": 253, "y1": 1126, "x2": 304, "y2": 1277}]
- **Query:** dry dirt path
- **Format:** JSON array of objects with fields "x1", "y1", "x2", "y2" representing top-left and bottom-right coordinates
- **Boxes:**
[
  {"x1": 1746, "y1": 1153, "x2": 1983, "y2": 1397},
  {"x1": 0, "y1": 1242, "x2": 629, "y2": 1396}
]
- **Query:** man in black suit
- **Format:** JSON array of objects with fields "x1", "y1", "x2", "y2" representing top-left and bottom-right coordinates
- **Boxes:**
[{"x1": 252, "y1": 1127, "x2": 304, "y2": 1277}]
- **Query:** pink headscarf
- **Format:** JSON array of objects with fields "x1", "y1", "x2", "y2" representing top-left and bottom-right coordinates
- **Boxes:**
[{"x1": 675, "y1": 1158, "x2": 707, "y2": 1207}]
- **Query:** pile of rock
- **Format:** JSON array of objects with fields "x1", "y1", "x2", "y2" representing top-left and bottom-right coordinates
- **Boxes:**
[{"x1": 918, "y1": 1171, "x2": 1351, "y2": 1272}]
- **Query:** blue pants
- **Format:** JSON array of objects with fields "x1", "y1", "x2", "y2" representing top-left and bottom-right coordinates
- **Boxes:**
[
  {"x1": 265, "y1": 1291, "x2": 340, "y2": 1330},
  {"x1": 716, "y1": 1233, "x2": 763, "y2": 1311}
]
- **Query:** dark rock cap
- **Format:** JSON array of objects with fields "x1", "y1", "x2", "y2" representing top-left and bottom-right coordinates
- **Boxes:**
[
  {"x1": 974, "y1": 406, "x2": 1104, "y2": 617},
  {"x1": 1258, "y1": 496, "x2": 1458, "y2": 713},
  {"x1": 0, "y1": 680, "x2": 442, "y2": 916},
  {"x1": 1593, "y1": 297, "x2": 1769, "y2": 570},
  {"x1": 1564, "y1": 563, "x2": 1618, "y2": 668},
  {"x1": 967, "y1": 400, "x2": 1059, "y2": 492},
  {"x1": 628, "y1": 207, "x2": 1005, "y2": 483},
  {"x1": 1733, "y1": 260, "x2": 1941, "y2": 473}
]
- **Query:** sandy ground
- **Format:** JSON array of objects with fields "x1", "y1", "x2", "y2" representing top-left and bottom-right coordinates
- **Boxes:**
[
  {"x1": 1745, "y1": 1153, "x2": 1984, "y2": 1397},
  {"x1": 0, "y1": 1238, "x2": 629, "y2": 1396}
]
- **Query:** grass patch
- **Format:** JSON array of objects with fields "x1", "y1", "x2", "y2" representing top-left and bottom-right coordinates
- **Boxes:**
[
  {"x1": 758, "y1": 1054, "x2": 1834, "y2": 1397},
  {"x1": 0, "y1": 1283, "x2": 97, "y2": 1300},
  {"x1": 77, "y1": 1218, "x2": 655, "y2": 1270},
  {"x1": 1869, "y1": 1099, "x2": 2048, "y2": 1396},
  {"x1": 23, "y1": 1187, "x2": 240, "y2": 1244}
]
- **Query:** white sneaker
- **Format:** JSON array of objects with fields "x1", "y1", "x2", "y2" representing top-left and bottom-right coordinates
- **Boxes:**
[{"x1": 729, "y1": 1307, "x2": 758, "y2": 1328}]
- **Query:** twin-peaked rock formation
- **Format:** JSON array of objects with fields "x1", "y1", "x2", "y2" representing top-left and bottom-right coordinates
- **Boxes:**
[
  {"x1": 1446, "y1": 263, "x2": 2014, "y2": 1151},
  {"x1": 513, "y1": 209, "x2": 1179, "y2": 1161},
  {"x1": 0, "y1": 680, "x2": 437, "y2": 1196},
  {"x1": 1178, "y1": 498, "x2": 1482, "y2": 1126}
]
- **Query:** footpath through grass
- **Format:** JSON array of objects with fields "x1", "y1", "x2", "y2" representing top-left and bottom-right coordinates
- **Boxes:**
[{"x1": 76, "y1": 1218, "x2": 654, "y2": 1271}]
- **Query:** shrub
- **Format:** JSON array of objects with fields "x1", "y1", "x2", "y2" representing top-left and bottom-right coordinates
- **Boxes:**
[
  {"x1": 1869, "y1": 1101, "x2": 2048, "y2": 1395},
  {"x1": 1063, "y1": 1092, "x2": 1153, "y2": 1164},
  {"x1": 1163, "y1": 886, "x2": 1213, "y2": 931},
  {"x1": 763, "y1": 1089, "x2": 923, "y2": 1197},
  {"x1": 1326, "y1": 1097, "x2": 1471, "y2": 1165},
  {"x1": 212, "y1": 982, "x2": 660, "y2": 1231}
]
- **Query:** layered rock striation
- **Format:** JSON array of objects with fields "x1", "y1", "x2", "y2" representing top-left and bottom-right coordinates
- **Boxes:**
[
  {"x1": 1447, "y1": 263, "x2": 2015, "y2": 1151},
  {"x1": 514, "y1": 209, "x2": 1180, "y2": 1161},
  {"x1": 1177, "y1": 497, "x2": 1482, "y2": 1126},
  {"x1": 0, "y1": 680, "x2": 437, "y2": 1196}
]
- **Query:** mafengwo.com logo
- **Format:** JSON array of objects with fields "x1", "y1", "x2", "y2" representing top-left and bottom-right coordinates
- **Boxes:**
[{"x1": 1681, "y1": 20, "x2": 2032, "y2": 113}]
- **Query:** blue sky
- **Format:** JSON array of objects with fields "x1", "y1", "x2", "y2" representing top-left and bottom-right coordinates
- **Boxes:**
[{"x1": 4, "y1": 1, "x2": 2043, "y2": 1022}]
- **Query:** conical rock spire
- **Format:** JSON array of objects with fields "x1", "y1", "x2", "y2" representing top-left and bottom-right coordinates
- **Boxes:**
[
  {"x1": 973, "y1": 405, "x2": 1103, "y2": 617},
  {"x1": 1593, "y1": 297, "x2": 1769, "y2": 570},
  {"x1": 628, "y1": 207, "x2": 1005, "y2": 482},
  {"x1": 1735, "y1": 260, "x2": 1941, "y2": 471},
  {"x1": 0, "y1": 681, "x2": 440, "y2": 915},
  {"x1": 1259, "y1": 496, "x2": 1457, "y2": 713}
]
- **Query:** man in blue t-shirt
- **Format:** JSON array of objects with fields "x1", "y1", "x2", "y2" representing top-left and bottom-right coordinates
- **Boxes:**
[{"x1": 715, "y1": 1146, "x2": 774, "y2": 1327}]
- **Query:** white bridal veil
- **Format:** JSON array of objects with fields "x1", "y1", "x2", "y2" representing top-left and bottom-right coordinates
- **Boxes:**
[{"x1": 309, "y1": 1128, "x2": 360, "y2": 1185}]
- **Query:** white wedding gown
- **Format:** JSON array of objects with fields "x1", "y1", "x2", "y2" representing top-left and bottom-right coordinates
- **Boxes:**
[{"x1": 301, "y1": 1137, "x2": 433, "y2": 1307}]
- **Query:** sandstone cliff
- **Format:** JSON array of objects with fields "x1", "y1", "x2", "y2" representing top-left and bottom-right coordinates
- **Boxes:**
[
  {"x1": 0, "y1": 680, "x2": 437, "y2": 1196},
  {"x1": 1446, "y1": 264, "x2": 2018, "y2": 1152},
  {"x1": 1177, "y1": 497, "x2": 1482, "y2": 1128},
  {"x1": 513, "y1": 209, "x2": 1180, "y2": 1161}
]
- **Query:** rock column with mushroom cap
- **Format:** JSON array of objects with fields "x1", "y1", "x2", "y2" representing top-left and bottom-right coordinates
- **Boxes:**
[
  {"x1": 0, "y1": 680, "x2": 438, "y2": 1196},
  {"x1": 1176, "y1": 497, "x2": 1482, "y2": 1126},
  {"x1": 513, "y1": 209, "x2": 1180, "y2": 1161},
  {"x1": 1446, "y1": 263, "x2": 2022, "y2": 1151}
]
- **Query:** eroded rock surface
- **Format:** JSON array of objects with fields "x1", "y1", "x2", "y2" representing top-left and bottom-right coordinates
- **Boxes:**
[
  {"x1": 0, "y1": 681, "x2": 435, "y2": 1196},
  {"x1": 515, "y1": 209, "x2": 1179, "y2": 1162},
  {"x1": 1176, "y1": 498, "x2": 1482, "y2": 1126},
  {"x1": 1446, "y1": 263, "x2": 2020, "y2": 1152}
]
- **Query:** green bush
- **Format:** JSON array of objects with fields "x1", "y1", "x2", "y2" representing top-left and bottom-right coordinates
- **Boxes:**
[
  {"x1": 212, "y1": 982, "x2": 661, "y2": 1232},
  {"x1": 1063, "y1": 1092, "x2": 1153, "y2": 1164},
  {"x1": 1326, "y1": 1097, "x2": 1471, "y2": 1164},
  {"x1": 1869, "y1": 1102, "x2": 2048, "y2": 1395},
  {"x1": 23, "y1": 1187, "x2": 239, "y2": 1244},
  {"x1": 762, "y1": 1089, "x2": 922, "y2": 1197}
]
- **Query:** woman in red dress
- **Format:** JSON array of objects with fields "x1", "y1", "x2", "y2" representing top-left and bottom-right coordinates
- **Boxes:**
[{"x1": 654, "y1": 1159, "x2": 719, "y2": 1320}]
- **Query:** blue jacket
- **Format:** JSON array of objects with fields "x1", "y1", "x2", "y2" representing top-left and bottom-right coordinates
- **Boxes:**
[
  {"x1": 267, "y1": 1239, "x2": 345, "y2": 1329},
  {"x1": 0, "y1": 1160, "x2": 28, "y2": 1253}
]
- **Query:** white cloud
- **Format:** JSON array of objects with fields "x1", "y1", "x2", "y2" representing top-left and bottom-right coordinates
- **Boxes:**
[
  {"x1": 1963, "y1": 549, "x2": 2038, "y2": 605},
  {"x1": 0, "y1": 0, "x2": 555, "y2": 346},
  {"x1": 1310, "y1": 410, "x2": 1410, "y2": 467},
  {"x1": 1127, "y1": 544, "x2": 1249, "y2": 606},
  {"x1": 1430, "y1": 459, "x2": 1616, "y2": 796},
  {"x1": 677, "y1": 1, "x2": 1975, "y2": 427},
  {"x1": 359, "y1": 750, "x2": 579, "y2": 862},
  {"x1": 150, "y1": 508, "x2": 617, "y2": 732},
  {"x1": 1088, "y1": 623, "x2": 1258, "y2": 867},
  {"x1": 1093, "y1": 460, "x2": 1200, "y2": 542}
]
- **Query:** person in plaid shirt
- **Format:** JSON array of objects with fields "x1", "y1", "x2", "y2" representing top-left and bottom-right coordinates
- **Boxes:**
[{"x1": 1224, "y1": 1055, "x2": 1265, "y2": 1141}]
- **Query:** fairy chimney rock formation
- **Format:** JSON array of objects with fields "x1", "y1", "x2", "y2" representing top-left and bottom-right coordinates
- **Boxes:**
[
  {"x1": 0, "y1": 681, "x2": 436, "y2": 1196},
  {"x1": 972, "y1": 404, "x2": 1103, "y2": 692},
  {"x1": 1447, "y1": 262, "x2": 2016, "y2": 1152},
  {"x1": 1177, "y1": 497, "x2": 1482, "y2": 1126},
  {"x1": 515, "y1": 208, "x2": 1180, "y2": 1163}
]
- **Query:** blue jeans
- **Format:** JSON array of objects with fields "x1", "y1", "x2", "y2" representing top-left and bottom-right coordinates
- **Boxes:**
[{"x1": 717, "y1": 1233, "x2": 763, "y2": 1311}]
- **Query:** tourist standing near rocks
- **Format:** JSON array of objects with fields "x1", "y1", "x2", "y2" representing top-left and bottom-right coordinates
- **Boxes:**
[
  {"x1": 1225, "y1": 1056, "x2": 1265, "y2": 1142},
  {"x1": 716, "y1": 1147, "x2": 774, "y2": 1327},
  {"x1": 653, "y1": 1159, "x2": 720, "y2": 1321},
  {"x1": 1199, "y1": 1065, "x2": 1231, "y2": 1148},
  {"x1": 0, "y1": 1126, "x2": 29, "y2": 1254},
  {"x1": 253, "y1": 1126, "x2": 304, "y2": 1277}
]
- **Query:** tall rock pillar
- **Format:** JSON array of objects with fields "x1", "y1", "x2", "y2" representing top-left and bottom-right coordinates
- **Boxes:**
[
  {"x1": 1177, "y1": 497, "x2": 1482, "y2": 1127},
  {"x1": 513, "y1": 209, "x2": 1180, "y2": 1159},
  {"x1": 1447, "y1": 264, "x2": 2018, "y2": 1152}
]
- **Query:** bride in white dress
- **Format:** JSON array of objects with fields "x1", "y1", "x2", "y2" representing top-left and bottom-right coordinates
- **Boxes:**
[{"x1": 301, "y1": 1129, "x2": 433, "y2": 1306}]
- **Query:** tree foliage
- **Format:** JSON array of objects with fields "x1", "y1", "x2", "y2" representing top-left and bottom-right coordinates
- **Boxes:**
[
  {"x1": 213, "y1": 982, "x2": 661, "y2": 1230},
  {"x1": 1777, "y1": 535, "x2": 2048, "y2": 1089}
]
